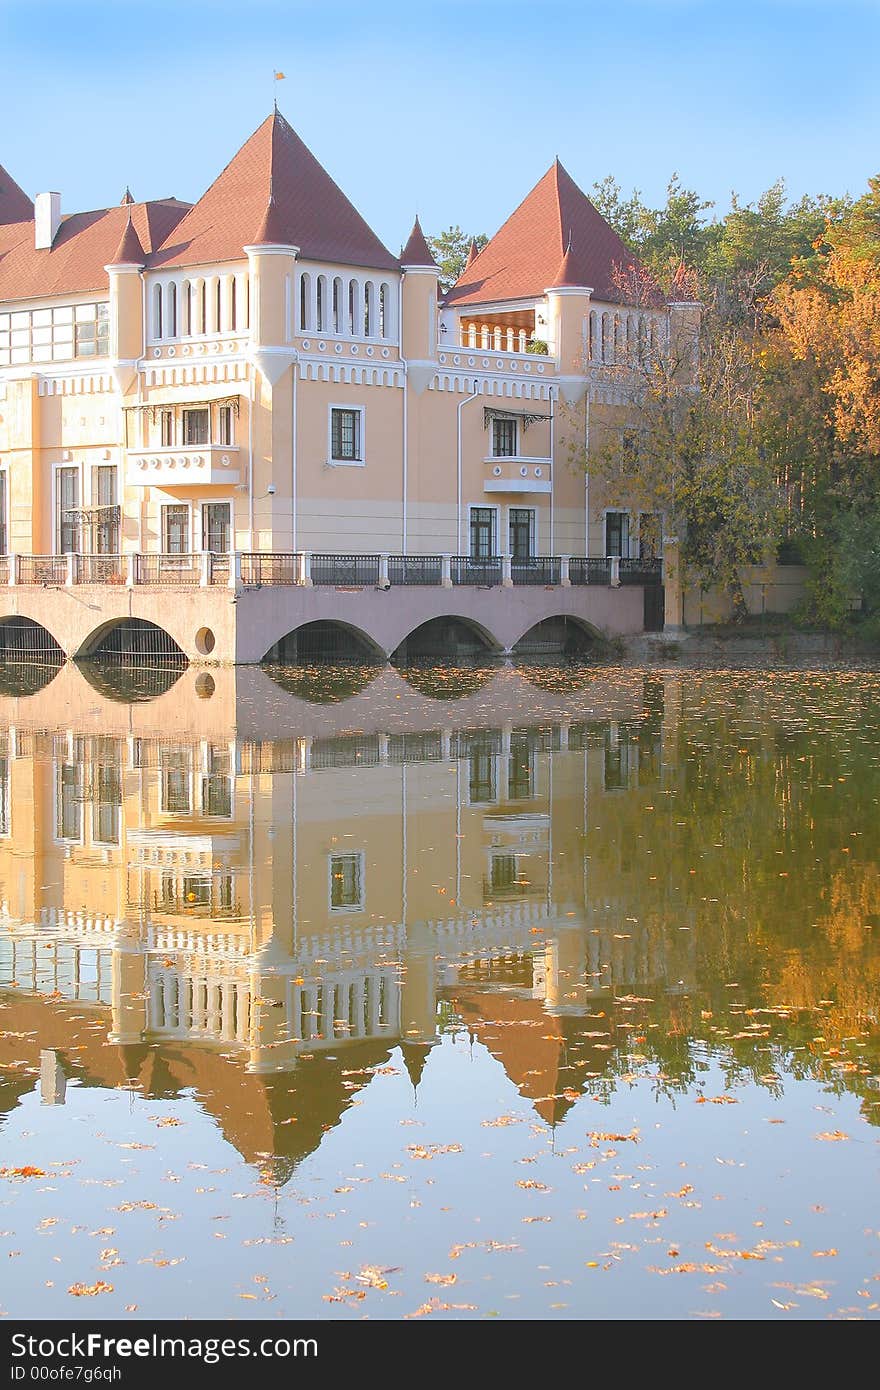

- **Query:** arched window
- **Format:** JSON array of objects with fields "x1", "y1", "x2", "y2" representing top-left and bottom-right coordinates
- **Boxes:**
[
  {"x1": 181, "y1": 280, "x2": 191, "y2": 336},
  {"x1": 153, "y1": 283, "x2": 163, "y2": 339},
  {"x1": 245, "y1": 275, "x2": 250, "y2": 330},
  {"x1": 168, "y1": 281, "x2": 177, "y2": 338},
  {"x1": 299, "y1": 272, "x2": 310, "y2": 331},
  {"x1": 332, "y1": 277, "x2": 343, "y2": 334},
  {"x1": 379, "y1": 283, "x2": 388, "y2": 338},
  {"x1": 348, "y1": 279, "x2": 357, "y2": 335},
  {"x1": 198, "y1": 282, "x2": 207, "y2": 335},
  {"x1": 317, "y1": 275, "x2": 326, "y2": 331},
  {"x1": 214, "y1": 279, "x2": 222, "y2": 334},
  {"x1": 364, "y1": 282, "x2": 372, "y2": 337},
  {"x1": 229, "y1": 277, "x2": 237, "y2": 331},
  {"x1": 601, "y1": 313, "x2": 611, "y2": 364}
]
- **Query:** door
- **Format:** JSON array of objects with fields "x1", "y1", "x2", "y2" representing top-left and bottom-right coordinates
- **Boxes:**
[
  {"x1": 604, "y1": 511, "x2": 629, "y2": 558},
  {"x1": 57, "y1": 467, "x2": 80, "y2": 554},
  {"x1": 92, "y1": 466, "x2": 119, "y2": 553},
  {"x1": 162, "y1": 505, "x2": 189, "y2": 555},
  {"x1": 469, "y1": 507, "x2": 496, "y2": 560},
  {"x1": 202, "y1": 503, "x2": 231, "y2": 553},
  {"x1": 509, "y1": 508, "x2": 534, "y2": 561}
]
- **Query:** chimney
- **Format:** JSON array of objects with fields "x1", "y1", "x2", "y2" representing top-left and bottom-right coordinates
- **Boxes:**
[{"x1": 35, "y1": 191, "x2": 62, "y2": 249}]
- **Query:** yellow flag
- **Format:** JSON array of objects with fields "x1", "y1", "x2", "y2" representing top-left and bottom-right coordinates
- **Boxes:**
[{"x1": 275, "y1": 71, "x2": 286, "y2": 80}]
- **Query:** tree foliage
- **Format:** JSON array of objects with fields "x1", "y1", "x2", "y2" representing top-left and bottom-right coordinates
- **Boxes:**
[{"x1": 427, "y1": 225, "x2": 488, "y2": 290}]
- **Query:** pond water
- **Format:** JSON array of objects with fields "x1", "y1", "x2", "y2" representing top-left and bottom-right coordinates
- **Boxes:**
[{"x1": 0, "y1": 660, "x2": 879, "y2": 1321}]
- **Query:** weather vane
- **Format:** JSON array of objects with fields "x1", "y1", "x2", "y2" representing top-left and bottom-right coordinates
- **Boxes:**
[{"x1": 273, "y1": 68, "x2": 285, "y2": 110}]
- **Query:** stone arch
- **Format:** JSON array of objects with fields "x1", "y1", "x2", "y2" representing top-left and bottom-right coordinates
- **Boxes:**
[
  {"x1": 75, "y1": 617, "x2": 187, "y2": 664},
  {"x1": 0, "y1": 616, "x2": 65, "y2": 664},
  {"x1": 510, "y1": 613, "x2": 603, "y2": 656},
  {"x1": 261, "y1": 619, "x2": 385, "y2": 664},
  {"x1": 391, "y1": 614, "x2": 502, "y2": 663}
]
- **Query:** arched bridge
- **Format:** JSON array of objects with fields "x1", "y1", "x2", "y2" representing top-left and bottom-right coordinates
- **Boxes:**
[{"x1": 0, "y1": 552, "x2": 660, "y2": 664}]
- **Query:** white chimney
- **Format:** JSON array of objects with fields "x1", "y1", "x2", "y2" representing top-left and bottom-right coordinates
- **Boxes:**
[{"x1": 35, "y1": 191, "x2": 62, "y2": 250}]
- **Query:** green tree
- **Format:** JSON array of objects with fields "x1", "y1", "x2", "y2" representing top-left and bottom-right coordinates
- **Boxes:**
[{"x1": 427, "y1": 225, "x2": 488, "y2": 290}]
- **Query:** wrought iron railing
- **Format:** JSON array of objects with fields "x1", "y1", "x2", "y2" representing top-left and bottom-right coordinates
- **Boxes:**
[
  {"x1": 450, "y1": 556, "x2": 503, "y2": 586},
  {"x1": 569, "y1": 557, "x2": 611, "y2": 585},
  {"x1": 240, "y1": 552, "x2": 298, "y2": 586},
  {"x1": 619, "y1": 558, "x2": 663, "y2": 584},
  {"x1": 74, "y1": 553, "x2": 125, "y2": 585},
  {"x1": 511, "y1": 557, "x2": 561, "y2": 586},
  {"x1": 311, "y1": 553, "x2": 381, "y2": 586},
  {"x1": 133, "y1": 553, "x2": 200, "y2": 586},
  {"x1": 207, "y1": 553, "x2": 231, "y2": 586},
  {"x1": 387, "y1": 555, "x2": 443, "y2": 586},
  {"x1": 18, "y1": 555, "x2": 68, "y2": 585}
]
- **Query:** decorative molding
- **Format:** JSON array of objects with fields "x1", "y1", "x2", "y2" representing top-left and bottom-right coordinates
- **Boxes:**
[{"x1": 298, "y1": 359, "x2": 404, "y2": 388}]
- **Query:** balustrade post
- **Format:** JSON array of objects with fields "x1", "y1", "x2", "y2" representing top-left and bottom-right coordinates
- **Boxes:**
[
  {"x1": 610, "y1": 556, "x2": 621, "y2": 588},
  {"x1": 441, "y1": 553, "x2": 453, "y2": 589},
  {"x1": 299, "y1": 551, "x2": 312, "y2": 587},
  {"x1": 199, "y1": 550, "x2": 211, "y2": 588},
  {"x1": 502, "y1": 554, "x2": 513, "y2": 588},
  {"x1": 379, "y1": 553, "x2": 390, "y2": 588},
  {"x1": 7, "y1": 553, "x2": 17, "y2": 587},
  {"x1": 66, "y1": 553, "x2": 76, "y2": 587},
  {"x1": 560, "y1": 554, "x2": 571, "y2": 588},
  {"x1": 125, "y1": 553, "x2": 137, "y2": 588},
  {"x1": 228, "y1": 551, "x2": 242, "y2": 591}
]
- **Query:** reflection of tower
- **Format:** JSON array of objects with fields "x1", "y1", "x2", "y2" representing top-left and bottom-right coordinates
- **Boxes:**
[
  {"x1": 40, "y1": 1049, "x2": 66, "y2": 1105},
  {"x1": 248, "y1": 936, "x2": 295, "y2": 1073},
  {"x1": 108, "y1": 928, "x2": 147, "y2": 1045},
  {"x1": 399, "y1": 921, "x2": 438, "y2": 1084},
  {"x1": 543, "y1": 925, "x2": 589, "y2": 1015}
]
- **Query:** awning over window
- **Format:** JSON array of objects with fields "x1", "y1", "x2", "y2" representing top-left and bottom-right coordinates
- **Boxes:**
[
  {"x1": 483, "y1": 406, "x2": 551, "y2": 432},
  {"x1": 124, "y1": 396, "x2": 242, "y2": 423}
]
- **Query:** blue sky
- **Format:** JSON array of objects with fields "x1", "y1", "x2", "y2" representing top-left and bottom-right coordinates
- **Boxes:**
[{"x1": 1, "y1": 0, "x2": 878, "y2": 250}]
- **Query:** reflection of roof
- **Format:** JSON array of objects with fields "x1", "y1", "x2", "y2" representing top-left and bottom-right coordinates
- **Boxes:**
[
  {"x1": 449, "y1": 985, "x2": 608, "y2": 1125},
  {"x1": 0, "y1": 989, "x2": 388, "y2": 1181}
]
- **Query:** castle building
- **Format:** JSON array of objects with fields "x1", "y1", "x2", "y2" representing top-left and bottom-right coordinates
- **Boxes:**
[{"x1": 0, "y1": 111, "x2": 683, "y2": 570}]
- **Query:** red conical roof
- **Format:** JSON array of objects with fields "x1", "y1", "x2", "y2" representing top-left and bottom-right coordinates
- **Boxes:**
[
  {"x1": 120, "y1": 187, "x2": 134, "y2": 205},
  {"x1": 446, "y1": 158, "x2": 643, "y2": 306},
  {"x1": 548, "y1": 242, "x2": 590, "y2": 289},
  {"x1": 108, "y1": 212, "x2": 145, "y2": 266},
  {"x1": 250, "y1": 193, "x2": 292, "y2": 247},
  {"x1": 400, "y1": 215, "x2": 436, "y2": 267},
  {"x1": 464, "y1": 237, "x2": 479, "y2": 270},
  {"x1": 0, "y1": 163, "x2": 33, "y2": 225},
  {"x1": 152, "y1": 110, "x2": 396, "y2": 270}
]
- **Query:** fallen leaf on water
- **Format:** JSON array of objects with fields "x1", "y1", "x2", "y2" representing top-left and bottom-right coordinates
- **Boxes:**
[
  {"x1": 68, "y1": 1281, "x2": 114, "y2": 1297},
  {"x1": 815, "y1": 1131, "x2": 850, "y2": 1142},
  {"x1": 424, "y1": 1272, "x2": 456, "y2": 1286}
]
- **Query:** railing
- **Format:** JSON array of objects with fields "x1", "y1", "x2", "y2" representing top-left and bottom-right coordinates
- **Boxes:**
[
  {"x1": 511, "y1": 557, "x2": 561, "y2": 586},
  {"x1": 311, "y1": 553, "x2": 381, "y2": 586},
  {"x1": 0, "y1": 550, "x2": 663, "y2": 591},
  {"x1": 18, "y1": 555, "x2": 68, "y2": 585},
  {"x1": 619, "y1": 558, "x2": 663, "y2": 585},
  {"x1": 74, "y1": 553, "x2": 125, "y2": 585},
  {"x1": 387, "y1": 555, "x2": 443, "y2": 586},
  {"x1": 569, "y1": 558, "x2": 611, "y2": 585},
  {"x1": 240, "y1": 552, "x2": 298, "y2": 586},
  {"x1": 451, "y1": 556, "x2": 503, "y2": 586},
  {"x1": 134, "y1": 553, "x2": 200, "y2": 586}
]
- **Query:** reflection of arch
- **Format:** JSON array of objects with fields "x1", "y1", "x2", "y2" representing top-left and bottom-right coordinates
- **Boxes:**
[
  {"x1": 510, "y1": 614, "x2": 602, "y2": 656},
  {"x1": 76, "y1": 659, "x2": 184, "y2": 703},
  {"x1": 515, "y1": 659, "x2": 605, "y2": 694},
  {"x1": 76, "y1": 618, "x2": 187, "y2": 665},
  {"x1": 262, "y1": 620, "x2": 384, "y2": 664},
  {"x1": 392, "y1": 615, "x2": 501, "y2": 662},
  {"x1": 0, "y1": 662, "x2": 62, "y2": 697},
  {"x1": 262, "y1": 662, "x2": 380, "y2": 704},
  {"x1": 0, "y1": 616, "x2": 65, "y2": 665},
  {"x1": 397, "y1": 664, "x2": 494, "y2": 701}
]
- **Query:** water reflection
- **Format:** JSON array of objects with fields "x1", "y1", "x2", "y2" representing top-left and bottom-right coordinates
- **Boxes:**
[{"x1": 0, "y1": 667, "x2": 879, "y2": 1317}]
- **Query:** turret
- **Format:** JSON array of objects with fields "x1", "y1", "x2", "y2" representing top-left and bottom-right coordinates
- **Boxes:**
[
  {"x1": 400, "y1": 216, "x2": 440, "y2": 394},
  {"x1": 544, "y1": 243, "x2": 592, "y2": 405},
  {"x1": 104, "y1": 211, "x2": 145, "y2": 396},
  {"x1": 244, "y1": 193, "x2": 299, "y2": 385}
]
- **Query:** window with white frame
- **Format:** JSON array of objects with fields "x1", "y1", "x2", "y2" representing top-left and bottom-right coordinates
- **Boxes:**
[
  {"x1": 604, "y1": 511, "x2": 630, "y2": 558},
  {"x1": 56, "y1": 467, "x2": 80, "y2": 554},
  {"x1": 0, "y1": 302, "x2": 108, "y2": 366},
  {"x1": 182, "y1": 408, "x2": 210, "y2": 446},
  {"x1": 162, "y1": 504, "x2": 189, "y2": 555},
  {"x1": 329, "y1": 852, "x2": 364, "y2": 910},
  {"x1": 0, "y1": 472, "x2": 7, "y2": 556},
  {"x1": 330, "y1": 407, "x2": 363, "y2": 464},
  {"x1": 491, "y1": 417, "x2": 517, "y2": 457}
]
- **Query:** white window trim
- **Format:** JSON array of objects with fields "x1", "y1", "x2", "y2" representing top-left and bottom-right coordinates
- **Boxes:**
[
  {"x1": 53, "y1": 759, "x2": 85, "y2": 846},
  {"x1": 196, "y1": 499, "x2": 234, "y2": 554},
  {"x1": 467, "y1": 502, "x2": 500, "y2": 557},
  {"x1": 328, "y1": 850, "x2": 365, "y2": 913},
  {"x1": 465, "y1": 750, "x2": 499, "y2": 806},
  {"x1": 52, "y1": 462, "x2": 82, "y2": 553},
  {"x1": 327, "y1": 403, "x2": 365, "y2": 467},
  {"x1": 160, "y1": 500, "x2": 193, "y2": 556},
  {"x1": 602, "y1": 506, "x2": 633, "y2": 559},
  {"x1": 489, "y1": 415, "x2": 518, "y2": 459},
  {"x1": 506, "y1": 505, "x2": 536, "y2": 559}
]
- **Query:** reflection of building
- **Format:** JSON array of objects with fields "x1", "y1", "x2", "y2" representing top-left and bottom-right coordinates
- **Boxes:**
[{"x1": 0, "y1": 678, "x2": 681, "y2": 1175}]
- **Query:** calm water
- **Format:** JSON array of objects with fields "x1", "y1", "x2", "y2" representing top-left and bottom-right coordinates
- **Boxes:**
[{"x1": 1, "y1": 660, "x2": 879, "y2": 1321}]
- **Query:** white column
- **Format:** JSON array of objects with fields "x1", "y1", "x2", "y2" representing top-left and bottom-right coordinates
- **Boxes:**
[
  {"x1": 560, "y1": 554, "x2": 571, "y2": 587},
  {"x1": 6, "y1": 553, "x2": 17, "y2": 586},
  {"x1": 441, "y1": 553, "x2": 452, "y2": 588},
  {"x1": 309, "y1": 273, "x2": 318, "y2": 334},
  {"x1": 207, "y1": 277, "x2": 219, "y2": 335}
]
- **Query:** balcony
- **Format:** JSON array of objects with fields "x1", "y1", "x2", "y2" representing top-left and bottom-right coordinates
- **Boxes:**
[
  {"x1": 125, "y1": 445, "x2": 241, "y2": 488},
  {"x1": 484, "y1": 458, "x2": 552, "y2": 494}
]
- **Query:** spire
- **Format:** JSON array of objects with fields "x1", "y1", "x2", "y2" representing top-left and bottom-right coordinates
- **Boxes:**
[
  {"x1": 400, "y1": 215, "x2": 436, "y2": 268},
  {"x1": 120, "y1": 186, "x2": 134, "y2": 205},
  {"x1": 108, "y1": 209, "x2": 145, "y2": 266},
  {"x1": 251, "y1": 186, "x2": 292, "y2": 247},
  {"x1": 464, "y1": 237, "x2": 479, "y2": 270},
  {"x1": 399, "y1": 1042, "x2": 431, "y2": 1093},
  {"x1": 549, "y1": 240, "x2": 588, "y2": 290}
]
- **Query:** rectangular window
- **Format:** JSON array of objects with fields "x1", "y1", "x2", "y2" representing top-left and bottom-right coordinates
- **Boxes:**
[
  {"x1": 489, "y1": 853, "x2": 518, "y2": 893},
  {"x1": 469, "y1": 507, "x2": 496, "y2": 560},
  {"x1": 509, "y1": 508, "x2": 534, "y2": 561},
  {"x1": 330, "y1": 407, "x2": 362, "y2": 463},
  {"x1": 162, "y1": 505, "x2": 189, "y2": 555},
  {"x1": 329, "y1": 852, "x2": 364, "y2": 910},
  {"x1": 491, "y1": 417, "x2": 517, "y2": 457},
  {"x1": 218, "y1": 405, "x2": 233, "y2": 446},
  {"x1": 92, "y1": 466, "x2": 119, "y2": 554},
  {"x1": 201, "y1": 774, "x2": 232, "y2": 818},
  {"x1": 0, "y1": 473, "x2": 6, "y2": 556},
  {"x1": 507, "y1": 740, "x2": 533, "y2": 799},
  {"x1": 161, "y1": 766, "x2": 191, "y2": 814},
  {"x1": 160, "y1": 410, "x2": 174, "y2": 447},
  {"x1": 57, "y1": 764, "x2": 82, "y2": 841},
  {"x1": 605, "y1": 511, "x2": 630, "y2": 558},
  {"x1": 57, "y1": 467, "x2": 80, "y2": 554},
  {"x1": 182, "y1": 408, "x2": 209, "y2": 446},
  {"x1": 0, "y1": 757, "x2": 9, "y2": 836},
  {"x1": 0, "y1": 303, "x2": 107, "y2": 367},
  {"x1": 74, "y1": 303, "x2": 109, "y2": 358},
  {"x1": 92, "y1": 762, "x2": 121, "y2": 846},
  {"x1": 202, "y1": 502, "x2": 231, "y2": 554},
  {"x1": 469, "y1": 751, "x2": 497, "y2": 804}
]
